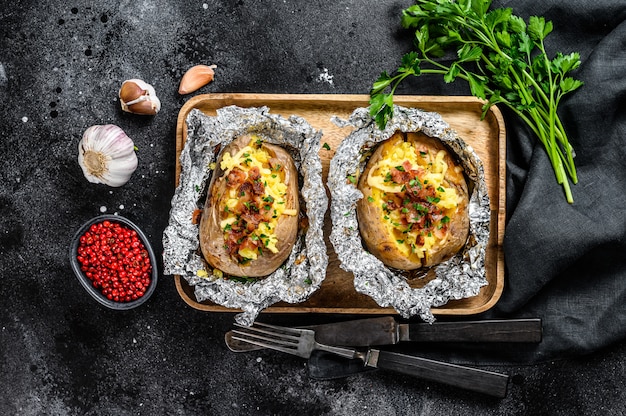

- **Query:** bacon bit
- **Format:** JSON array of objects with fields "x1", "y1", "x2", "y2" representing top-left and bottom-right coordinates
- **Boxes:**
[
  {"x1": 390, "y1": 167, "x2": 412, "y2": 184},
  {"x1": 418, "y1": 186, "x2": 436, "y2": 200},
  {"x1": 412, "y1": 213, "x2": 427, "y2": 228},
  {"x1": 239, "y1": 236, "x2": 260, "y2": 253},
  {"x1": 191, "y1": 209, "x2": 203, "y2": 224},
  {"x1": 251, "y1": 179, "x2": 265, "y2": 196},
  {"x1": 248, "y1": 166, "x2": 261, "y2": 181},
  {"x1": 257, "y1": 207, "x2": 273, "y2": 224},
  {"x1": 225, "y1": 231, "x2": 244, "y2": 256},
  {"x1": 227, "y1": 167, "x2": 247, "y2": 187},
  {"x1": 385, "y1": 198, "x2": 399, "y2": 211},
  {"x1": 237, "y1": 182, "x2": 254, "y2": 202},
  {"x1": 240, "y1": 211, "x2": 262, "y2": 231},
  {"x1": 406, "y1": 208, "x2": 424, "y2": 225},
  {"x1": 244, "y1": 221, "x2": 257, "y2": 233}
]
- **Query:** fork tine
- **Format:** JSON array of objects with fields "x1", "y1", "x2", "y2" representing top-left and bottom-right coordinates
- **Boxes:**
[
  {"x1": 234, "y1": 322, "x2": 301, "y2": 343},
  {"x1": 232, "y1": 324, "x2": 306, "y2": 358},
  {"x1": 231, "y1": 333, "x2": 299, "y2": 356},
  {"x1": 231, "y1": 328, "x2": 298, "y2": 348}
]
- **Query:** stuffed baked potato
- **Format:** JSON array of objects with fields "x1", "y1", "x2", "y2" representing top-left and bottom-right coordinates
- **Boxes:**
[
  {"x1": 199, "y1": 134, "x2": 299, "y2": 277},
  {"x1": 356, "y1": 131, "x2": 470, "y2": 270}
]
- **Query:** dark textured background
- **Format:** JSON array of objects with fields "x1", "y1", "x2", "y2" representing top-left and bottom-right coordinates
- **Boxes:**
[{"x1": 1, "y1": 0, "x2": 625, "y2": 414}]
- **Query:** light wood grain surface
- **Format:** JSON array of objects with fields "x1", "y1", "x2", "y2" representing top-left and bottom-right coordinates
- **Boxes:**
[{"x1": 173, "y1": 93, "x2": 506, "y2": 316}]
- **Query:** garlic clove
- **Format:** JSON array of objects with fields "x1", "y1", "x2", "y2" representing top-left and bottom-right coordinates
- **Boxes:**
[
  {"x1": 125, "y1": 99, "x2": 160, "y2": 116},
  {"x1": 119, "y1": 79, "x2": 161, "y2": 115},
  {"x1": 78, "y1": 124, "x2": 138, "y2": 187},
  {"x1": 119, "y1": 80, "x2": 146, "y2": 103},
  {"x1": 178, "y1": 64, "x2": 217, "y2": 95}
]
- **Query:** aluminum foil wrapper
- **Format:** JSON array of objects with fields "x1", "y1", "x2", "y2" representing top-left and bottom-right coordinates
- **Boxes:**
[
  {"x1": 328, "y1": 106, "x2": 490, "y2": 323},
  {"x1": 162, "y1": 106, "x2": 328, "y2": 326}
]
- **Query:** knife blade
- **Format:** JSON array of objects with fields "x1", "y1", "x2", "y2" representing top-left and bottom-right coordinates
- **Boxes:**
[{"x1": 225, "y1": 316, "x2": 542, "y2": 352}]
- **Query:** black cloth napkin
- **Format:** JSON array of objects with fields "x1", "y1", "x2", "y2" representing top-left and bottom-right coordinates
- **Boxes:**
[
  {"x1": 495, "y1": 0, "x2": 626, "y2": 362},
  {"x1": 494, "y1": 0, "x2": 626, "y2": 362},
  {"x1": 397, "y1": 0, "x2": 626, "y2": 365}
]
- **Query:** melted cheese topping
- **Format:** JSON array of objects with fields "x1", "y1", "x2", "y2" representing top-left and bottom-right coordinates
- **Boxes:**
[
  {"x1": 218, "y1": 137, "x2": 296, "y2": 261},
  {"x1": 365, "y1": 139, "x2": 459, "y2": 261}
]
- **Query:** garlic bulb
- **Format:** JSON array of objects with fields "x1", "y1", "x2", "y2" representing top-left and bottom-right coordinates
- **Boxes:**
[
  {"x1": 78, "y1": 124, "x2": 138, "y2": 187},
  {"x1": 119, "y1": 79, "x2": 161, "y2": 115}
]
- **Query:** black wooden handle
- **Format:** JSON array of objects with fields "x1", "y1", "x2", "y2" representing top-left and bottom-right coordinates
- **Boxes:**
[
  {"x1": 372, "y1": 350, "x2": 509, "y2": 398},
  {"x1": 407, "y1": 318, "x2": 543, "y2": 343}
]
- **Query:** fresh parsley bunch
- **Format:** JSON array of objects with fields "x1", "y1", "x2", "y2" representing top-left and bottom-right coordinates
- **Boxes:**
[{"x1": 370, "y1": 0, "x2": 583, "y2": 203}]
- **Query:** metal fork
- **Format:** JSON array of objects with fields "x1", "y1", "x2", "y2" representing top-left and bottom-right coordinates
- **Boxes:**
[{"x1": 232, "y1": 322, "x2": 509, "y2": 398}]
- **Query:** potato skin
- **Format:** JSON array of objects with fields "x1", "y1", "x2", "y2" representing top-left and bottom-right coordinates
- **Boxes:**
[
  {"x1": 356, "y1": 131, "x2": 470, "y2": 270},
  {"x1": 199, "y1": 135, "x2": 299, "y2": 277}
]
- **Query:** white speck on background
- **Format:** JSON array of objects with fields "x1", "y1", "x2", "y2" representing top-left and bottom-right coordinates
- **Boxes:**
[
  {"x1": 119, "y1": 204, "x2": 124, "y2": 210},
  {"x1": 100, "y1": 206, "x2": 107, "y2": 213},
  {"x1": 21, "y1": 116, "x2": 28, "y2": 123},
  {"x1": 0, "y1": 62, "x2": 7, "y2": 86},
  {"x1": 256, "y1": 357, "x2": 262, "y2": 363},
  {"x1": 317, "y1": 68, "x2": 334, "y2": 86},
  {"x1": 203, "y1": 3, "x2": 208, "y2": 9}
]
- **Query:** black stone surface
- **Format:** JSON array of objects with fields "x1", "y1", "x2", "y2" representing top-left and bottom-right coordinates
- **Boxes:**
[{"x1": 1, "y1": 1, "x2": 625, "y2": 415}]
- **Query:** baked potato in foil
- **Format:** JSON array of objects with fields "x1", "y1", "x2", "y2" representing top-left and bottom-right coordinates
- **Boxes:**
[
  {"x1": 328, "y1": 105, "x2": 490, "y2": 322},
  {"x1": 163, "y1": 106, "x2": 328, "y2": 326}
]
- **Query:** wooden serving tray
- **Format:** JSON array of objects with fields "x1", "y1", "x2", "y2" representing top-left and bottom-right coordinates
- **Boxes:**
[{"x1": 174, "y1": 93, "x2": 506, "y2": 316}]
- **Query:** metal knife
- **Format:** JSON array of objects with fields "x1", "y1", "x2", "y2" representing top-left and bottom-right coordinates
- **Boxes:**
[{"x1": 225, "y1": 316, "x2": 542, "y2": 352}]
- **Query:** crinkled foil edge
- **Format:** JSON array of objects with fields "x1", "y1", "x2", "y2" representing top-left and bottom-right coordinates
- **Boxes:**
[
  {"x1": 328, "y1": 106, "x2": 490, "y2": 323},
  {"x1": 162, "y1": 106, "x2": 328, "y2": 325}
]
